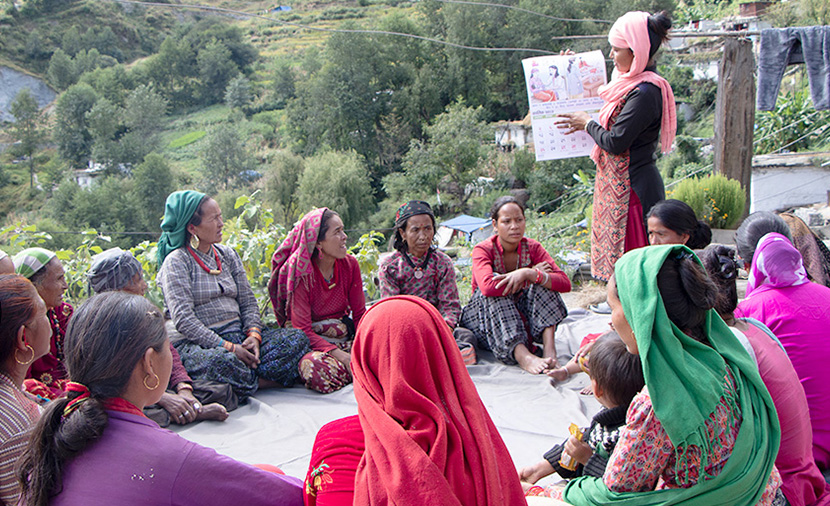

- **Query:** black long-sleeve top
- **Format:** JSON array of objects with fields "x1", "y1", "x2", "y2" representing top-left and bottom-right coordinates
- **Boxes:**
[{"x1": 586, "y1": 79, "x2": 666, "y2": 218}]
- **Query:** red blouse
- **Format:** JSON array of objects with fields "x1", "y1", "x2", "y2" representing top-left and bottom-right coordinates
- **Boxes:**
[
  {"x1": 290, "y1": 255, "x2": 366, "y2": 353},
  {"x1": 470, "y1": 235, "x2": 571, "y2": 297}
]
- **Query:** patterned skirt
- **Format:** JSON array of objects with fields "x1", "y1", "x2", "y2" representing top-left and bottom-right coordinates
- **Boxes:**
[
  {"x1": 296, "y1": 316, "x2": 355, "y2": 394},
  {"x1": 460, "y1": 284, "x2": 568, "y2": 365},
  {"x1": 174, "y1": 321, "x2": 311, "y2": 400}
]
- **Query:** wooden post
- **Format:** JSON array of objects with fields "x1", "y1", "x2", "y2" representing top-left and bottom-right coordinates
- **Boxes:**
[{"x1": 714, "y1": 38, "x2": 755, "y2": 218}]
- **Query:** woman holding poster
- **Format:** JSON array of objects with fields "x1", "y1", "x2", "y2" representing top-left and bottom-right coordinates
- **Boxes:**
[{"x1": 556, "y1": 11, "x2": 676, "y2": 282}]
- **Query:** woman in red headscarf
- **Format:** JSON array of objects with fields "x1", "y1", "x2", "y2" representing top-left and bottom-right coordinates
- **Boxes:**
[
  {"x1": 303, "y1": 296, "x2": 527, "y2": 506},
  {"x1": 269, "y1": 208, "x2": 365, "y2": 394},
  {"x1": 556, "y1": 11, "x2": 676, "y2": 282}
]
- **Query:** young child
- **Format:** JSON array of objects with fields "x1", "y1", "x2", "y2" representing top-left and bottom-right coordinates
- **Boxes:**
[{"x1": 519, "y1": 332, "x2": 645, "y2": 495}]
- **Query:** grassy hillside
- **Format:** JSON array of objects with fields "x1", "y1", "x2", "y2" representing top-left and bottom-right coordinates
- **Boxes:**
[
  {"x1": 1, "y1": 0, "x2": 409, "y2": 78},
  {"x1": 0, "y1": 0, "x2": 408, "y2": 219}
]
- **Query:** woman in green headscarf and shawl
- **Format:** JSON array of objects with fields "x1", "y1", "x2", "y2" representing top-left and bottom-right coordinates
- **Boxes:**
[
  {"x1": 559, "y1": 245, "x2": 783, "y2": 506},
  {"x1": 156, "y1": 191, "x2": 317, "y2": 400}
]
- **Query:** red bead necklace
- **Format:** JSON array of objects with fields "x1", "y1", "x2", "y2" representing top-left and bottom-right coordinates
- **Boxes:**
[{"x1": 187, "y1": 245, "x2": 222, "y2": 275}]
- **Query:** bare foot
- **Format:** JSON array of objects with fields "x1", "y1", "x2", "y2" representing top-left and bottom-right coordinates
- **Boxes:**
[
  {"x1": 546, "y1": 367, "x2": 570, "y2": 382},
  {"x1": 196, "y1": 403, "x2": 229, "y2": 422},
  {"x1": 518, "y1": 354, "x2": 554, "y2": 374},
  {"x1": 580, "y1": 384, "x2": 594, "y2": 396}
]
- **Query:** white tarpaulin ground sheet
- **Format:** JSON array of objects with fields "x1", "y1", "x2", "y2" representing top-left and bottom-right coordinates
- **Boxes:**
[{"x1": 172, "y1": 308, "x2": 610, "y2": 483}]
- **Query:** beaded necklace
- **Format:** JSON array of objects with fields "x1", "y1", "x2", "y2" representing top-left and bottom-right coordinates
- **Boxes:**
[
  {"x1": 403, "y1": 247, "x2": 434, "y2": 280},
  {"x1": 49, "y1": 309, "x2": 64, "y2": 360},
  {"x1": 187, "y1": 245, "x2": 222, "y2": 275}
]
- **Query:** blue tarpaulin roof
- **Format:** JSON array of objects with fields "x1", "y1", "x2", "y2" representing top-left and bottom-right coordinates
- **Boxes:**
[{"x1": 440, "y1": 214, "x2": 491, "y2": 233}]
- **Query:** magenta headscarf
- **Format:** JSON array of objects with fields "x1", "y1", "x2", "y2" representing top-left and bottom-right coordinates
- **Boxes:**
[
  {"x1": 745, "y1": 232, "x2": 809, "y2": 298},
  {"x1": 592, "y1": 11, "x2": 677, "y2": 162},
  {"x1": 268, "y1": 208, "x2": 328, "y2": 325}
]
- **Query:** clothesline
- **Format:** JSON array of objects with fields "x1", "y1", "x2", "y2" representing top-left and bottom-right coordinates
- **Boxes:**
[{"x1": 550, "y1": 30, "x2": 760, "y2": 41}]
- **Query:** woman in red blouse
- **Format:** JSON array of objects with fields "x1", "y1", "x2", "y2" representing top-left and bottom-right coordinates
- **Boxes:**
[
  {"x1": 269, "y1": 208, "x2": 365, "y2": 393},
  {"x1": 460, "y1": 196, "x2": 571, "y2": 374}
]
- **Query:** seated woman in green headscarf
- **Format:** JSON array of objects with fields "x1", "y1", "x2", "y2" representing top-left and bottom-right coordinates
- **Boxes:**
[
  {"x1": 156, "y1": 191, "x2": 319, "y2": 399},
  {"x1": 553, "y1": 245, "x2": 783, "y2": 506}
]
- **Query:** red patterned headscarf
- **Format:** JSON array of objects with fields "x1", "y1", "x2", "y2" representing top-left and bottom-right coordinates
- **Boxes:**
[
  {"x1": 268, "y1": 208, "x2": 328, "y2": 325},
  {"x1": 351, "y1": 296, "x2": 526, "y2": 506}
]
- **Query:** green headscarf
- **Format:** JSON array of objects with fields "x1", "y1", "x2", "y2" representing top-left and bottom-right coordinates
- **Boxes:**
[
  {"x1": 563, "y1": 244, "x2": 780, "y2": 506},
  {"x1": 157, "y1": 190, "x2": 206, "y2": 269}
]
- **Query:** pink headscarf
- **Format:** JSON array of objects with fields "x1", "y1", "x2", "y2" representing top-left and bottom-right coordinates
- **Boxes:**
[
  {"x1": 591, "y1": 11, "x2": 677, "y2": 162},
  {"x1": 745, "y1": 232, "x2": 809, "y2": 298},
  {"x1": 268, "y1": 208, "x2": 328, "y2": 325}
]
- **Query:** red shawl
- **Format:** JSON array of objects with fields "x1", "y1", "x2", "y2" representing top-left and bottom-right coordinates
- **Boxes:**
[{"x1": 351, "y1": 296, "x2": 526, "y2": 506}]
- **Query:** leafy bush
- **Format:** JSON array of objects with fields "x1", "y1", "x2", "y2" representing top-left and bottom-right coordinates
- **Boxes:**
[
  {"x1": 670, "y1": 174, "x2": 746, "y2": 229},
  {"x1": 347, "y1": 231, "x2": 384, "y2": 300},
  {"x1": 754, "y1": 88, "x2": 830, "y2": 154}
]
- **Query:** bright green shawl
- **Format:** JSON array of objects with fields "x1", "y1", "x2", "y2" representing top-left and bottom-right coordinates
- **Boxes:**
[
  {"x1": 563, "y1": 244, "x2": 779, "y2": 506},
  {"x1": 157, "y1": 190, "x2": 206, "y2": 269}
]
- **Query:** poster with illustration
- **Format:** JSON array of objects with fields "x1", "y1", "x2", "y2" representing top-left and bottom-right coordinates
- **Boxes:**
[{"x1": 522, "y1": 50, "x2": 607, "y2": 161}]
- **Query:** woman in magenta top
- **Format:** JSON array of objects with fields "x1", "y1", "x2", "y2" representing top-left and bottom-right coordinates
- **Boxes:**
[
  {"x1": 702, "y1": 244, "x2": 829, "y2": 506},
  {"x1": 734, "y1": 227, "x2": 830, "y2": 473},
  {"x1": 269, "y1": 208, "x2": 365, "y2": 393},
  {"x1": 460, "y1": 196, "x2": 571, "y2": 374}
]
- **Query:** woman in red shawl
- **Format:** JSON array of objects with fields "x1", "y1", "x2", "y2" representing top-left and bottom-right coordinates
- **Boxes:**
[
  {"x1": 303, "y1": 296, "x2": 527, "y2": 506},
  {"x1": 556, "y1": 11, "x2": 676, "y2": 282}
]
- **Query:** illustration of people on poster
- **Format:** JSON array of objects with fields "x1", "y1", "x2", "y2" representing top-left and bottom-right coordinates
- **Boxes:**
[{"x1": 522, "y1": 50, "x2": 607, "y2": 161}]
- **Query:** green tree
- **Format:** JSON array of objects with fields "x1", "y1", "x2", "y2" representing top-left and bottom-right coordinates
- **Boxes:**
[
  {"x1": 288, "y1": 28, "x2": 411, "y2": 183},
  {"x1": 48, "y1": 48, "x2": 77, "y2": 91},
  {"x1": 400, "y1": 102, "x2": 490, "y2": 211},
  {"x1": 184, "y1": 19, "x2": 258, "y2": 69},
  {"x1": 86, "y1": 98, "x2": 124, "y2": 173},
  {"x1": 224, "y1": 74, "x2": 252, "y2": 111},
  {"x1": 80, "y1": 64, "x2": 134, "y2": 107},
  {"x1": 124, "y1": 84, "x2": 168, "y2": 139},
  {"x1": 197, "y1": 41, "x2": 239, "y2": 104},
  {"x1": 9, "y1": 88, "x2": 42, "y2": 188},
  {"x1": 271, "y1": 61, "x2": 295, "y2": 109},
  {"x1": 61, "y1": 25, "x2": 82, "y2": 57},
  {"x1": 73, "y1": 48, "x2": 103, "y2": 76},
  {"x1": 87, "y1": 26, "x2": 123, "y2": 61},
  {"x1": 144, "y1": 36, "x2": 197, "y2": 109},
  {"x1": 132, "y1": 153, "x2": 175, "y2": 230},
  {"x1": 264, "y1": 151, "x2": 305, "y2": 225},
  {"x1": 296, "y1": 150, "x2": 375, "y2": 228},
  {"x1": 199, "y1": 124, "x2": 255, "y2": 192},
  {"x1": 24, "y1": 32, "x2": 49, "y2": 62},
  {"x1": 54, "y1": 83, "x2": 99, "y2": 168}
]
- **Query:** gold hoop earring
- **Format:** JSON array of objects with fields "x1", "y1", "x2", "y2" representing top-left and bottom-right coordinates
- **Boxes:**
[
  {"x1": 143, "y1": 373, "x2": 160, "y2": 390},
  {"x1": 190, "y1": 234, "x2": 201, "y2": 249},
  {"x1": 14, "y1": 345, "x2": 35, "y2": 365}
]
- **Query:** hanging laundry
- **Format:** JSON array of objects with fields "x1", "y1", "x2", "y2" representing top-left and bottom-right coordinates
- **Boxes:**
[{"x1": 757, "y1": 26, "x2": 830, "y2": 111}]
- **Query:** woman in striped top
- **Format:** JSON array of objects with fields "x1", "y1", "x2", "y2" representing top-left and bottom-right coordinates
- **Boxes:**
[{"x1": 0, "y1": 275, "x2": 52, "y2": 504}]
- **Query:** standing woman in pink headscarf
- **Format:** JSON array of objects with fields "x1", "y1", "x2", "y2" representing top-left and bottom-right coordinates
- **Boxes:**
[{"x1": 556, "y1": 11, "x2": 676, "y2": 282}]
